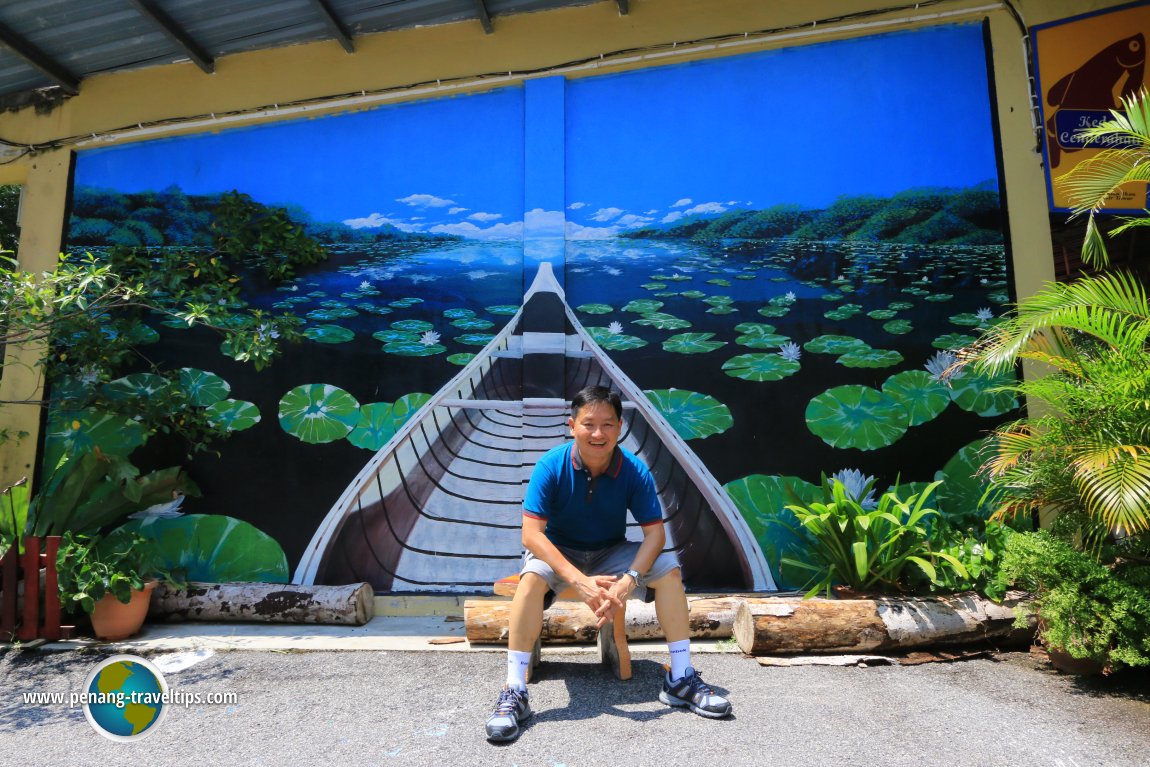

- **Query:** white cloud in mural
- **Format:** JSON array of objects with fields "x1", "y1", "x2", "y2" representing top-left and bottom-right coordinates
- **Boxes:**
[
  {"x1": 468, "y1": 211, "x2": 503, "y2": 222},
  {"x1": 726, "y1": 200, "x2": 741, "y2": 206},
  {"x1": 568, "y1": 202, "x2": 587, "y2": 210},
  {"x1": 661, "y1": 211, "x2": 685, "y2": 224},
  {"x1": 449, "y1": 207, "x2": 468, "y2": 215},
  {"x1": 566, "y1": 221, "x2": 619, "y2": 240},
  {"x1": 342, "y1": 212, "x2": 423, "y2": 232},
  {"x1": 524, "y1": 208, "x2": 566, "y2": 238},
  {"x1": 397, "y1": 193, "x2": 456, "y2": 208},
  {"x1": 685, "y1": 202, "x2": 727, "y2": 215},
  {"x1": 671, "y1": 198, "x2": 693, "y2": 208},
  {"x1": 590, "y1": 207, "x2": 624, "y2": 222},
  {"x1": 645, "y1": 209, "x2": 659, "y2": 215},
  {"x1": 429, "y1": 220, "x2": 524, "y2": 240},
  {"x1": 616, "y1": 214, "x2": 653, "y2": 227}
]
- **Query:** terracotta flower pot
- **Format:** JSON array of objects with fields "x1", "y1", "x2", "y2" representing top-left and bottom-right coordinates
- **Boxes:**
[
  {"x1": 91, "y1": 581, "x2": 156, "y2": 641},
  {"x1": 1045, "y1": 644, "x2": 1107, "y2": 676}
]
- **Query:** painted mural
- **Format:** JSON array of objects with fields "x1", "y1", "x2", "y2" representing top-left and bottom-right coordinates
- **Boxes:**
[{"x1": 58, "y1": 22, "x2": 1014, "y2": 594}]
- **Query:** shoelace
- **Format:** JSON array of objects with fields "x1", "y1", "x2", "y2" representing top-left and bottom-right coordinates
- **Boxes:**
[
  {"x1": 685, "y1": 674, "x2": 714, "y2": 697},
  {"x1": 494, "y1": 688, "x2": 524, "y2": 715}
]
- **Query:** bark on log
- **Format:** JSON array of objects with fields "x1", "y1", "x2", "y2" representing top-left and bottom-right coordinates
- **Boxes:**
[
  {"x1": 464, "y1": 597, "x2": 741, "y2": 644},
  {"x1": 733, "y1": 592, "x2": 1034, "y2": 655},
  {"x1": 149, "y1": 581, "x2": 374, "y2": 626}
]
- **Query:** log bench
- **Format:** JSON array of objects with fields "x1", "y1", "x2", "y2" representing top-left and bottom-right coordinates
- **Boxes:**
[{"x1": 492, "y1": 574, "x2": 631, "y2": 681}]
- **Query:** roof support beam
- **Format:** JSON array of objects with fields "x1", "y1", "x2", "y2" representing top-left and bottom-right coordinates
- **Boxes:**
[
  {"x1": 307, "y1": 0, "x2": 355, "y2": 53},
  {"x1": 0, "y1": 20, "x2": 79, "y2": 95},
  {"x1": 616, "y1": 0, "x2": 629, "y2": 14},
  {"x1": 127, "y1": 0, "x2": 214, "y2": 73},
  {"x1": 474, "y1": 0, "x2": 494, "y2": 34}
]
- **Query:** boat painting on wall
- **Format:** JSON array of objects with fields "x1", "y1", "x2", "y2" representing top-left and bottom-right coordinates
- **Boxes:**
[{"x1": 61, "y1": 22, "x2": 1013, "y2": 593}]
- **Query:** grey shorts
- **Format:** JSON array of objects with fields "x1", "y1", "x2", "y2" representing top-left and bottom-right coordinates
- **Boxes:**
[{"x1": 520, "y1": 540, "x2": 681, "y2": 604}]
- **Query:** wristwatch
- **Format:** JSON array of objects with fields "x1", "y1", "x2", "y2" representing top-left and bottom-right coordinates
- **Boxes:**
[{"x1": 622, "y1": 568, "x2": 641, "y2": 583}]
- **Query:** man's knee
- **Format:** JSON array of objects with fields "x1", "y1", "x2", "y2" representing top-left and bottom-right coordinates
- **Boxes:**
[
  {"x1": 515, "y1": 572, "x2": 551, "y2": 601},
  {"x1": 647, "y1": 567, "x2": 682, "y2": 589}
]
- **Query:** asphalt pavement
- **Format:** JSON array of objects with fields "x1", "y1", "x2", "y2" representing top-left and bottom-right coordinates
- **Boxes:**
[{"x1": 3, "y1": 646, "x2": 1149, "y2": 767}]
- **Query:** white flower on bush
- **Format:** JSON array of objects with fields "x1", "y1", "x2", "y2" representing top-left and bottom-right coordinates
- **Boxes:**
[{"x1": 419, "y1": 331, "x2": 441, "y2": 346}]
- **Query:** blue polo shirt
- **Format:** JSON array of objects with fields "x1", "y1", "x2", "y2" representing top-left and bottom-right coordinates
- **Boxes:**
[{"x1": 523, "y1": 442, "x2": 664, "y2": 551}]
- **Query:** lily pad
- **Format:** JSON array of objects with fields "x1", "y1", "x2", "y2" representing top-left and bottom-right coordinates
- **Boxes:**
[
  {"x1": 823, "y1": 304, "x2": 863, "y2": 321},
  {"x1": 391, "y1": 319, "x2": 434, "y2": 333},
  {"x1": 932, "y1": 333, "x2": 977, "y2": 350},
  {"x1": 882, "y1": 319, "x2": 913, "y2": 335},
  {"x1": 446, "y1": 353, "x2": 476, "y2": 366},
  {"x1": 734, "y1": 322, "x2": 776, "y2": 335},
  {"x1": 178, "y1": 368, "x2": 230, "y2": 407},
  {"x1": 204, "y1": 399, "x2": 261, "y2": 432},
  {"x1": 632, "y1": 313, "x2": 691, "y2": 330},
  {"x1": 881, "y1": 370, "x2": 950, "y2": 426},
  {"x1": 454, "y1": 333, "x2": 497, "y2": 347},
  {"x1": 924, "y1": 294, "x2": 954, "y2": 302},
  {"x1": 641, "y1": 283, "x2": 667, "y2": 291},
  {"x1": 443, "y1": 308, "x2": 476, "y2": 320},
  {"x1": 948, "y1": 370, "x2": 1019, "y2": 417},
  {"x1": 347, "y1": 393, "x2": 432, "y2": 450},
  {"x1": 278, "y1": 384, "x2": 361, "y2": 444},
  {"x1": 586, "y1": 327, "x2": 648, "y2": 350},
  {"x1": 806, "y1": 385, "x2": 910, "y2": 450},
  {"x1": 934, "y1": 437, "x2": 1001, "y2": 524},
  {"x1": 356, "y1": 304, "x2": 393, "y2": 315},
  {"x1": 706, "y1": 305, "x2": 738, "y2": 315},
  {"x1": 679, "y1": 290, "x2": 707, "y2": 300},
  {"x1": 112, "y1": 514, "x2": 288, "y2": 583},
  {"x1": 837, "y1": 348, "x2": 904, "y2": 368},
  {"x1": 756, "y1": 305, "x2": 791, "y2": 318},
  {"x1": 702, "y1": 295, "x2": 733, "y2": 307},
  {"x1": 103, "y1": 373, "x2": 171, "y2": 401},
  {"x1": 723, "y1": 474, "x2": 822, "y2": 590},
  {"x1": 577, "y1": 304, "x2": 614, "y2": 315},
  {"x1": 706, "y1": 279, "x2": 731, "y2": 287},
  {"x1": 306, "y1": 308, "x2": 358, "y2": 321},
  {"x1": 486, "y1": 305, "x2": 519, "y2": 315},
  {"x1": 373, "y1": 330, "x2": 419, "y2": 344},
  {"x1": 389, "y1": 297, "x2": 423, "y2": 309},
  {"x1": 803, "y1": 335, "x2": 870, "y2": 355},
  {"x1": 384, "y1": 341, "x2": 446, "y2": 356},
  {"x1": 451, "y1": 317, "x2": 495, "y2": 331},
  {"x1": 722, "y1": 353, "x2": 801, "y2": 382},
  {"x1": 735, "y1": 330, "x2": 790, "y2": 349},
  {"x1": 305, "y1": 325, "x2": 355, "y2": 344},
  {"x1": 867, "y1": 309, "x2": 898, "y2": 320},
  {"x1": 43, "y1": 410, "x2": 147, "y2": 469},
  {"x1": 644, "y1": 389, "x2": 732, "y2": 440},
  {"x1": 888, "y1": 301, "x2": 914, "y2": 311},
  {"x1": 948, "y1": 313, "x2": 986, "y2": 327},
  {"x1": 623, "y1": 299, "x2": 664, "y2": 314},
  {"x1": 662, "y1": 333, "x2": 727, "y2": 354}
]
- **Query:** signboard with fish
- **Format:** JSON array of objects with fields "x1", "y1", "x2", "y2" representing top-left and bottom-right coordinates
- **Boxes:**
[{"x1": 1032, "y1": 1, "x2": 1150, "y2": 212}]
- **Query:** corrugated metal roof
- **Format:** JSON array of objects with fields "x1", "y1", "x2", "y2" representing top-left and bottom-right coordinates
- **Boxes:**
[{"x1": 0, "y1": 0, "x2": 611, "y2": 107}]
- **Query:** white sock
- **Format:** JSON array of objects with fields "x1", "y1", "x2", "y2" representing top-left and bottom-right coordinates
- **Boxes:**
[
  {"x1": 668, "y1": 639, "x2": 691, "y2": 680},
  {"x1": 506, "y1": 650, "x2": 533, "y2": 690}
]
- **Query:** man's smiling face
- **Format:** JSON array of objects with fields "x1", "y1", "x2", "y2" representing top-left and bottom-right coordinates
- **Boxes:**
[{"x1": 569, "y1": 401, "x2": 620, "y2": 471}]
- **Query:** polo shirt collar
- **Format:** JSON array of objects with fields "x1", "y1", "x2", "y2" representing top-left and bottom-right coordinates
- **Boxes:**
[{"x1": 569, "y1": 442, "x2": 623, "y2": 478}]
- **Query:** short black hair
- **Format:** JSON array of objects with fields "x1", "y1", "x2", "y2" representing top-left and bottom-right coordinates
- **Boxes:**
[{"x1": 571, "y1": 385, "x2": 623, "y2": 420}]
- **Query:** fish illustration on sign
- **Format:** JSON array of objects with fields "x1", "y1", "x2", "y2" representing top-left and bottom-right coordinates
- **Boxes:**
[{"x1": 1044, "y1": 33, "x2": 1145, "y2": 168}]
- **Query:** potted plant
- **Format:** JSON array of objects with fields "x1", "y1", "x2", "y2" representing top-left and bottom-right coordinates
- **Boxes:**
[{"x1": 56, "y1": 531, "x2": 168, "y2": 641}]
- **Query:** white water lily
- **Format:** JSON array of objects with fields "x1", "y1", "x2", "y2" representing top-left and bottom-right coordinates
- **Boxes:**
[
  {"x1": 607, "y1": 321, "x2": 624, "y2": 335},
  {"x1": 778, "y1": 342, "x2": 801, "y2": 362},
  {"x1": 831, "y1": 468, "x2": 878, "y2": 510},
  {"x1": 784, "y1": 291, "x2": 797, "y2": 303},
  {"x1": 976, "y1": 307, "x2": 994, "y2": 321},
  {"x1": 77, "y1": 366, "x2": 100, "y2": 386},
  {"x1": 925, "y1": 350, "x2": 958, "y2": 384},
  {"x1": 359, "y1": 280, "x2": 372, "y2": 290},
  {"x1": 419, "y1": 330, "x2": 441, "y2": 346}
]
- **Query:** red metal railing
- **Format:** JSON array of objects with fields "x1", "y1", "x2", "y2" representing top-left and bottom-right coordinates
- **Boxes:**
[{"x1": 1, "y1": 536, "x2": 74, "y2": 642}]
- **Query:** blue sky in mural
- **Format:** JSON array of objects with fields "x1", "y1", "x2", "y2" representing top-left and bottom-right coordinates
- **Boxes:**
[{"x1": 75, "y1": 23, "x2": 995, "y2": 241}]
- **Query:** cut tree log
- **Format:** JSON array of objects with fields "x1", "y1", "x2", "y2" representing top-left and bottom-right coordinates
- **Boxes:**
[
  {"x1": 149, "y1": 581, "x2": 374, "y2": 626},
  {"x1": 733, "y1": 591, "x2": 1033, "y2": 655},
  {"x1": 463, "y1": 596, "x2": 742, "y2": 644}
]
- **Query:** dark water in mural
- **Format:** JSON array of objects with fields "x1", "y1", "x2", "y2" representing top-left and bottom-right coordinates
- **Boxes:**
[{"x1": 130, "y1": 235, "x2": 1014, "y2": 575}]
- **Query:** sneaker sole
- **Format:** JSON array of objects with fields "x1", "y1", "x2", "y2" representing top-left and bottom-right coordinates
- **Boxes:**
[
  {"x1": 658, "y1": 690, "x2": 731, "y2": 719},
  {"x1": 485, "y1": 709, "x2": 532, "y2": 742}
]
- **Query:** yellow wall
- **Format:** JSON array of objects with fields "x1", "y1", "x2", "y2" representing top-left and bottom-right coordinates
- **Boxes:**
[{"x1": 0, "y1": 0, "x2": 1127, "y2": 485}]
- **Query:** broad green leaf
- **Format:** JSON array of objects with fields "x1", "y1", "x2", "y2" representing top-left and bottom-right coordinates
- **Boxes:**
[
  {"x1": 662, "y1": 333, "x2": 726, "y2": 354},
  {"x1": 204, "y1": 399, "x2": 261, "y2": 432},
  {"x1": 644, "y1": 389, "x2": 732, "y2": 440},
  {"x1": 304, "y1": 324, "x2": 355, "y2": 344},
  {"x1": 278, "y1": 384, "x2": 361, "y2": 444},
  {"x1": 722, "y1": 353, "x2": 800, "y2": 382},
  {"x1": 806, "y1": 385, "x2": 910, "y2": 450},
  {"x1": 178, "y1": 368, "x2": 231, "y2": 407},
  {"x1": 881, "y1": 370, "x2": 950, "y2": 426}
]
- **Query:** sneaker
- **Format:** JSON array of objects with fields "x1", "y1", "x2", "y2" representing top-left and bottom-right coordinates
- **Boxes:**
[
  {"x1": 659, "y1": 666, "x2": 732, "y2": 718},
  {"x1": 485, "y1": 685, "x2": 531, "y2": 742}
]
